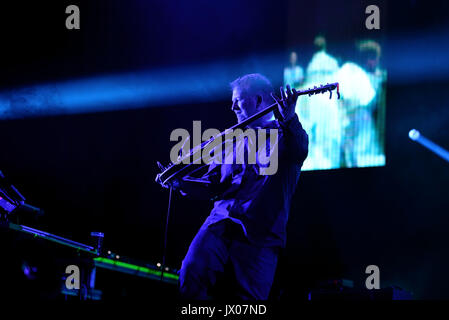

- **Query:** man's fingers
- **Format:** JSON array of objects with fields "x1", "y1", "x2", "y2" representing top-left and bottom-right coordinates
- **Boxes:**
[
  {"x1": 271, "y1": 92, "x2": 284, "y2": 120},
  {"x1": 155, "y1": 164, "x2": 170, "y2": 189},
  {"x1": 271, "y1": 92, "x2": 281, "y2": 104},
  {"x1": 286, "y1": 84, "x2": 293, "y2": 98},
  {"x1": 155, "y1": 174, "x2": 168, "y2": 188},
  {"x1": 292, "y1": 88, "x2": 298, "y2": 97},
  {"x1": 156, "y1": 176, "x2": 169, "y2": 189},
  {"x1": 157, "y1": 161, "x2": 166, "y2": 171},
  {"x1": 280, "y1": 86, "x2": 287, "y2": 101}
]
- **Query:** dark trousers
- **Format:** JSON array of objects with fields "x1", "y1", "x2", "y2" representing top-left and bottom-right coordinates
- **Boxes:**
[{"x1": 179, "y1": 219, "x2": 278, "y2": 300}]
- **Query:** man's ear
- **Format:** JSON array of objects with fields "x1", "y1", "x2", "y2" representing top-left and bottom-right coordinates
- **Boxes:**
[{"x1": 256, "y1": 95, "x2": 262, "y2": 108}]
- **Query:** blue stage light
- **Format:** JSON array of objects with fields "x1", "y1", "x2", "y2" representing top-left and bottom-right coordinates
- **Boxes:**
[
  {"x1": 409, "y1": 129, "x2": 449, "y2": 163},
  {"x1": 0, "y1": 53, "x2": 284, "y2": 120},
  {"x1": 409, "y1": 129, "x2": 420, "y2": 141}
]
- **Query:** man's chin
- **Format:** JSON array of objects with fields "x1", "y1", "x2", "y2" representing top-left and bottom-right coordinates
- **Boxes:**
[{"x1": 236, "y1": 116, "x2": 247, "y2": 123}]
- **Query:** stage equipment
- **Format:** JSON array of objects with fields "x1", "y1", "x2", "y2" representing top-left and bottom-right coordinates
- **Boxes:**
[
  {"x1": 0, "y1": 170, "x2": 44, "y2": 219},
  {"x1": 2, "y1": 221, "x2": 179, "y2": 300},
  {"x1": 0, "y1": 169, "x2": 178, "y2": 300}
]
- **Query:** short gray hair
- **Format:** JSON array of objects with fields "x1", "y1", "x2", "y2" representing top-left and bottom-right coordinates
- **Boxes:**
[{"x1": 230, "y1": 73, "x2": 273, "y2": 104}]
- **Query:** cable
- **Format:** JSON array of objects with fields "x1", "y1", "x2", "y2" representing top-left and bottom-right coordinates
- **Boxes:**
[{"x1": 160, "y1": 186, "x2": 173, "y2": 282}]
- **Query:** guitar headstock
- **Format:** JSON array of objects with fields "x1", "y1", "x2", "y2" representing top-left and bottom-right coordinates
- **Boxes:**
[{"x1": 297, "y1": 82, "x2": 340, "y2": 100}]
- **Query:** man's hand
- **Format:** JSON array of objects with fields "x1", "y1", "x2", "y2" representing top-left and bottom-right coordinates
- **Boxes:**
[
  {"x1": 155, "y1": 161, "x2": 170, "y2": 188},
  {"x1": 155, "y1": 161, "x2": 181, "y2": 190},
  {"x1": 270, "y1": 84, "x2": 298, "y2": 123}
]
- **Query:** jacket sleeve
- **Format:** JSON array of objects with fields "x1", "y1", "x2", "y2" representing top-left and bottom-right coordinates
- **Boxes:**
[{"x1": 278, "y1": 113, "x2": 309, "y2": 165}]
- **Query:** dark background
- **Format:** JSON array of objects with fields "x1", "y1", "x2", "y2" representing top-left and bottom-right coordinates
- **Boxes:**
[{"x1": 0, "y1": 0, "x2": 448, "y2": 300}]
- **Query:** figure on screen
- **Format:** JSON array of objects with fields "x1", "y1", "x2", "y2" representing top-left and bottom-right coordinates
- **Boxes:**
[
  {"x1": 299, "y1": 35, "x2": 342, "y2": 170},
  {"x1": 284, "y1": 51, "x2": 304, "y2": 89},
  {"x1": 337, "y1": 40, "x2": 386, "y2": 167}
]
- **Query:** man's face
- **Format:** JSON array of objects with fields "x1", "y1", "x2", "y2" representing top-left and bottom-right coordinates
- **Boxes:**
[{"x1": 231, "y1": 87, "x2": 258, "y2": 123}]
